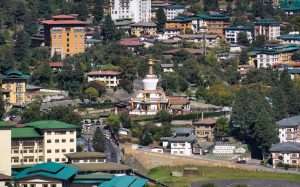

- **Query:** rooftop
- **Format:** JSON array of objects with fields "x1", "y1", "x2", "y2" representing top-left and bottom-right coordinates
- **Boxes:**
[
  {"x1": 255, "y1": 18, "x2": 280, "y2": 26},
  {"x1": 166, "y1": 4, "x2": 185, "y2": 9},
  {"x1": 99, "y1": 176, "x2": 148, "y2": 187},
  {"x1": 65, "y1": 152, "x2": 106, "y2": 159},
  {"x1": 49, "y1": 61, "x2": 64, "y2": 68},
  {"x1": 15, "y1": 162, "x2": 78, "y2": 181},
  {"x1": 278, "y1": 34, "x2": 300, "y2": 41},
  {"x1": 73, "y1": 172, "x2": 113, "y2": 185},
  {"x1": 277, "y1": 115, "x2": 300, "y2": 128},
  {"x1": 25, "y1": 120, "x2": 77, "y2": 130},
  {"x1": 225, "y1": 25, "x2": 253, "y2": 31},
  {"x1": 0, "y1": 173, "x2": 10, "y2": 181},
  {"x1": 270, "y1": 142, "x2": 300, "y2": 153},
  {"x1": 71, "y1": 162, "x2": 131, "y2": 172},
  {"x1": 1, "y1": 69, "x2": 29, "y2": 80},
  {"x1": 87, "y1": 70, "x2": 121, "y2": 76},
  {"x1": 131, "y1": 22, "x2": 156, "y2": 27},
  {"x1": 118, "y1": 38, "x2": 144, "y2": 47},
  {"x1": 41, "y1": 15, "x2": 86, "y2": 25},
  {"x1": 195, "y1": 12, "x2": 230, "y2": 21},
  {"x1": 193, "y1": 118, "x2": 217, "y2": 126},
  {"x1": 168, "y1": 96, "x2": 190, "y2": 105},
  {"x1": 11, "y1": 127, "x2": 42, "y2": 139},
  {"x1": 251, "y1": 45, "x2": 300, "y2": 55},
  {"x1": 169, "y1": 16, "x2": 192, "y2": 22}
]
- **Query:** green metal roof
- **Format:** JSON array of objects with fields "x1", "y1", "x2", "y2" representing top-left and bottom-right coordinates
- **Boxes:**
[
  {"x1": 195, "y1": 12, "x2": 230, "y2": 21},
  {"x1": 11, "y1": 127, "x2": 42, "y2": 139},
  {"x1": 2, "y1": 69, "x2": 29, "y2": 80},
  {"x1": 255, "y1": 19, "x2": 280, "y2": 26},
  {"x1": 280, "y1": 0, "x2": 300, "y2": 10},
  {"x1": 73, "y1": 172, "x2": 113, "y2": 184},
  {"x1": 169, "y1": 16, "x2": 192, "y2": 22},
  {"x1": 15, "y1": 162, "x2": 78, "y2": 181},
  {"x1": 225, "y1": 25, "x2": 253, "y2": 31},
  {"x1": 278, "y1": 34, "x2": 300, "y2": 41},
  {"x1": 251, "y1": 44, "x2": 300, "y2": 55},
  {"x1": 25, "y1": 120, "x2": 77, "y2": 130},
  {"x1": 99, "y1": 176, "x2": 148, "y2": 187}
]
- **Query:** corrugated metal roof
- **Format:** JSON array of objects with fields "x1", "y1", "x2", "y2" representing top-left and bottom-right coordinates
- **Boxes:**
[
  {"x1": 270, "y1": 142, "x2": 300, "y2": 153},
  {"x1": 25, "y1": 120, "x2": 77, "y2": 130},
  {"x1": 11, "y1": 127, "x2": 42, "y2": 139},
  {"x1": 277, "y1": 115, "x2": 300, "y2": 127},
  {"x1": 99, "y1": 176, "x2": 147, "y2": 187}
]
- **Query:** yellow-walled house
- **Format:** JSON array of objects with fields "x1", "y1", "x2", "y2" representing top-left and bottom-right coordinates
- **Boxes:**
[
  {"x1": 1, "y1": 70, "x2": 29, "y2": 108},
  {"x1": 41, "y1": 15, "x2": 87, "y2": 59}
]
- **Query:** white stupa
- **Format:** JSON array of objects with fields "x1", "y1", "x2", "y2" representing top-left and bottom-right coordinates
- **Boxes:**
[{"x1": 129, "y1": 59, "x2": 168, "y2": 115}]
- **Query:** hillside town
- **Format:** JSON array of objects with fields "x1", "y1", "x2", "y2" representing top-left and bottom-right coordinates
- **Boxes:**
[{"x1": 3, "y1": 0, "x2": 300, "y2": 187}]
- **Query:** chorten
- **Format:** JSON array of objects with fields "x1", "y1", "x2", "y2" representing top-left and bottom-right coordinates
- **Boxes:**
[{"x1": 129, "y1": 59, "x2": 168, "y2": 115}]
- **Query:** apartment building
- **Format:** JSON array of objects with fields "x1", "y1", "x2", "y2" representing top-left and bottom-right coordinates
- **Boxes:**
[
  {"x1": 131, "y1": 22, "x2": 157, "y2": 37},
  {"x1": 193, "y1": 118, "x2": 216, "y2": 142},
  {"x1": 278, "y1": 32, "x2": 300, "y2": 45},
  {"x1": 192, "y1": 12, "x2": 230, "y2": 38},
  {"x1": 164, "y1": 4, "x2": 185, "y2": 20},
  {"x1": 280, "y1": 0, "x2": 300, "y2": 14},
  {"x1": 254, "y1": 18, "x2": 280, "y2": 41},
  {"x1": 165, "y1": 16, "x2": 193, "y2": 33},
  {"x1": 248, "y1": 44, "x2": 299, "y2": 68},
  {"x1": 11, "y1": 120, "x2": 77, "y2": 166},
  {"x1": 224, "y1": 25, "x2": 253, "y2": 44},
  {"x1": 41, "y1": 15, "x2": 87, "y2": 59},
  {"x1": 0, "y1": 125, "x2": 11, "y2": 176},
  {"x1": 110, "y1": 0, "x2": 151, "y2": 23},
  {"x1": 86, "y1": 70, "x2": 121, "y2": 88},
  {"x1": 161, "y1": 128, "x2": 197, "y2": 156},
  {"x1": 1, "y1": 70, "x2": 29, "y2": 107}
]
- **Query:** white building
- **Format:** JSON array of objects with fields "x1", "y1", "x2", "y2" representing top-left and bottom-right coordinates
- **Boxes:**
[
  {"x1": 277, "y1": 115, "x2": 300, "y2": 143},
  {"x1": 11, "y1": 120, "x2": 77, "y2": 166},
  {"x1": 212, "y1": 143, "x2": 236, "y2": 154},
  {"x1": 278, "y1": 32, "x2": 300, "y2": 45},
  {"x1": 87, "y1": 70, "x2": 121, "y2": 88},
  {"x1": 164, "y1": 4, "x2": 185, "y2": 20},
  {"x1": 254, "y1": 19, "x2": 280, "y2": 41},
  {"x1": 270, "y1": 142, "x2": 300, "y2": 168},
  {"x1": 160, "y1": 64, "x2": 174, "y2": 72},
  {"x1": 65, "y1": 152, "x2": 106, "y2": 164},
  {"x1": 161, "y1": 128, "x2": 197, "y2": 156},
  {"x1": 0, "y1": 126, "x2": 11, "y2": 176},
  {"x1": 224, "y1": 26, "x2": 253, "y2": 44},
  {"x1": 110, "y1": 0, "x2": 151, "y2": 23}
]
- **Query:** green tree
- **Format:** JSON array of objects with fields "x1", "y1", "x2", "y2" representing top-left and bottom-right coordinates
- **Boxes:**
[
  {"x1": 37, "y1": 0, "x2": 52, "y2": 18},
  {"x1": 22, "y1": 101, "x2": 43, "y2": 123},
  {"x1": 87, "y1": 81, "x2": 106, "y2": 96},
  {"x1": 239, "y1": 49, "x2": 248, "y2": 65},
  {"x1": 204, "y1": 83, "x2": 233, "y2": 106},
  {"x1": 46, "y1": 106, "x2": 82, "y2": 125},
  {"x1": 0, "y1": 92, "x2": 6, "y2": 118},
  {"x1": 231, "y1": 88, "x2": 277, "y2": 158},
  {"x1": 94, "y1": 0, "x2": 104, "y2": 23},
  {"x1": 270, "y1": 86, "x2": 288, "y2": 120},
  {"x1": 31, "y1": 63, "x2": 53, "y2": 87},
  {"x1": 93, "y1": 128, "x2": 106, "y2": 152},
  {"x1": 203, "y1": 0, "x2": 218, "y2": 11},
  {"x1": 201, "y1": 183, "x2": 216, "y2": 187},
  {"x1": 156, "y1": 8, "x2": 166, "y2": 32},
  {"x1": 0, "y1": 33, "x2": 6, "y2": 45},
  {"x1": 156, "y1": 110, "x2": 171, "y2": 122},
  {"x1": 237, "y1": 32, "x2": 249, "y2": 46},
  {"x1": 215, "y1": 117, "x2": 229, "y2": 139},
  {"x1": 106, "y1": 114, "x2": 121, "y2": 134},
  {"x1": 252, "y1": 35, "x2": 266, "y2": 48},
  {"x1": 102, "y1": 15, "x2": 118, "y2": 41},
  {"x1": 14, "y1": 30, "x2": 31, "y2": 63},
  {"x1": 84, "y1": 87, "x2": 99, "y2": 100},
  {"x1": 75, "y1": 0, "x2": 89, "y2": 21},
  {"x1": 139, "y1": 129, "x2": 153, "y2": 146}
]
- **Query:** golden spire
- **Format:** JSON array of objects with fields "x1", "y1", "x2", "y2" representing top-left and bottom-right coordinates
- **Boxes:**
[{"x1": 148, "y1": 58, "x2": 155, "y2": 75}]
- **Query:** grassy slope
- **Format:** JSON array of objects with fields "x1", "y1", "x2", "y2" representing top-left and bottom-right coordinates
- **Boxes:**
[{"x1": 148, "y1": 166, "x2": 300, "y2": 187}]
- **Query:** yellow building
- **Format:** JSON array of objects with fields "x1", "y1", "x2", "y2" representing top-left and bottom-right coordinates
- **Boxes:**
[
  {"x1": 1, "y1": 70, "x2": 28, "y2": 107},
  {"x1": 41, "y1": 15, "x2": 87, "y2": 59},
  {"x1": 131, "y1": 22, "x2": 157, "y2": 37},
  {"x1": 165, "y1": 16, "x2": 193, "y2": 34}
]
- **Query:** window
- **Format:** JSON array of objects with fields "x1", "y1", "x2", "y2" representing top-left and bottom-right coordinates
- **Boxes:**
[
  {"x1": 23, "y1": 184, "x2": 28, "y2": 187},
  {"x1": 70, "y1": 149, "x2": 74, "y2": 152},
  {"x1": 14, "y1": 150, "x2": 18, "y2": 153},
  {"x1": 47, "y1": 149, "x2": 51, "y2": 153},
  {"x1": 62, "y1": 158, "x2": 66, "y2": 162},
  {"x1": 51, "y1": 184, "x2": 56, "y2": 187},
  {"x1": 47, "y1": 139, "x2": 51, "y2": 143},
  {"x1": 47, "y1": 159, "x2": 51, "y2": 162},
  {"x1": 55, "y1": 158, "x2": 59, "y2": 162},
  {"x1": 70, "y1": 131, "x2": 74, "y2": 134},
  {"x1": 70, "y1": 139, "x2": 74, "y2": 143},
  {"x1": 62, "y1": 139, "x2": 66, "y2": 143},
  {"x1": 55, "y1": 139, "x2": 59, "y2": 143},
  {"x1": 43, "y1": 184, "x2": 48, "y2": 187},
  {"x1": 55, "y1": 149, "x2": 59, "y2": 153},
  {"x1": 62, "y1": 149, "x2": 66, "y2": 153}
]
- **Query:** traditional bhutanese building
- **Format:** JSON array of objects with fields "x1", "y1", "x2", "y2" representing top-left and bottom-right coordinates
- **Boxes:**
[
  {"x1": 1, "y1": 70, "x2": 29, "y2": 108},
  {"x1": 86, "y1": 70, "x2": 121, "y2": 88},
  {"x1": 254, "y1": 18, "x2": 280, "y2": 41},
  {"x1": 165, "y1": 16, "x2": 193, "y2": 34},
  {"x1": 41, "y1": 15, "x2": 87, "y2": 59},
  {"x1": 129, "y1": 59, "x2": 168, "y2": 115}
]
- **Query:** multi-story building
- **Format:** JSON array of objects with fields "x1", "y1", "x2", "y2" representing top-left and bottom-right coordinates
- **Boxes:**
[
  {"x1": 164, "y1": 4, "x2": 185, "y2": 20},
  {"x1": 1, "y1": 70, "x2": 29, "y2": 107},
  {"x1": 278, "y1": 32, "x2": 300, "y2": 45},
  {"x1": 87, "y1": 70, "x2": 121, "y2": 88},
  {"x1": 161, "y1": 128, "x2": 197, "y2": 156},
  {"x1": 110, "y1": 0, "x2": 151, "y2": 23},
  {"x1": 279, "y1": 0, "x2": 300, "y2": 14},
  {"x1": 254, "y1": 18, "x2": 280, "y2": 41},
  {"x1": 192, "y1": 12, "x2": 230, "y2": 38},
  {"x1": 11, "y1": 120, "x2": 77, "y2": 166},
  {"x1": 193, "y1": 118, "x2": 216, "y2": 142},
  {"x1": 65, "y1": 152, "x2": 107, "y2": 164},
  {"x1": 224, "y1": 25, "x2": 253, "y2": 44},
  {"x1": 131, "y1": 22, "x2": 157, "y2": 37},
  {"x1": 0, "y1": 125, "x2": 11, "y2": 176},
  {"x1": 165, "y1": 16, "x2": 193, "y2": 34},
  {"x1": 41, "y1": 15, "x2": 87, "y2": 59},
  {"x1": 248, "y1": 44, "x2": 299, "y2": 68},
  {"x1": 151, "y1": 0, "x2": 170, "y2": 19},
  {"x1": 270, "y1": 115, "x2": 300, "y2": 167}
]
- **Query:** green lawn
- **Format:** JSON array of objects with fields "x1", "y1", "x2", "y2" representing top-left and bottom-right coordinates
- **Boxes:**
[{"x1": 148, "y1": 166, "x2": 300, "y2": 187}]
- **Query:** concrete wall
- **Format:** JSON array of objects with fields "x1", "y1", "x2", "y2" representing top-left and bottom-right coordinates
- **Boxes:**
[{"x1": 0, "y1": 129, "x2": 11, "y2": 176}]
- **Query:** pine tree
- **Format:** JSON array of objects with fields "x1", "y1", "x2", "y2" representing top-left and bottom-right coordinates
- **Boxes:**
[
  {"x1": 102, "y1": 15, "x2": 117, "y2": 41},
  {"x1": 94, "y1": 0, "x2": 104, "y2": 23},
  {"x1": 14, "y1": 30, "x2": 31, "y2": 62},
  {"x1": 76, "y1": 0, "x2": 89, "y2": 21},
  {"x1": 93, "y1": 128, "x2": 106, "y2": 152},
  {"x1": 156, "y1": 8, "x2": 166, "y2": 32}
]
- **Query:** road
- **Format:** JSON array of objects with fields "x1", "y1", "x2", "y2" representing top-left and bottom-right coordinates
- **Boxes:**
[{"x1": 80, "y1": 119, "x2": 122, "y2": 163}]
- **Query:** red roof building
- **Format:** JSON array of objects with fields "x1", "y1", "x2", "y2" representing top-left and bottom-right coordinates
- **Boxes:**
[{"x1": 118, "y1": 38, "x2": 143, "y2": 47}]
